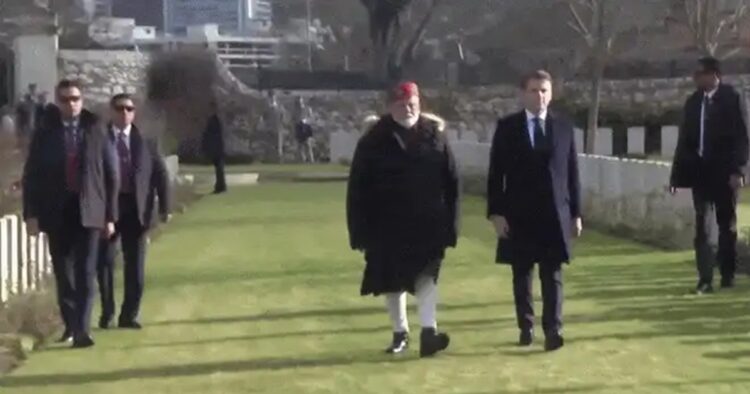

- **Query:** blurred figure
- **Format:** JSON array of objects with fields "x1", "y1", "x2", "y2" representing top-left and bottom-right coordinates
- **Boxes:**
[
  {"x1": 294, "y1": 118, "x2": 315, "y2": 163},
  {"x1": 34, "y1": 92, "x2": 50, "y2": 129},
  {"x1": 670, "y1": 57, "x2": 749, "y2": 294},
  {"x1": 201, "y1": 101, "x2": 227, "y2": 194},
  {"x1": 22, "y1": 79, "x2": 119, "y2": 349},
  {"x1": 15, "y1": 94, "x2": 34, "y2": 148},
  {"x1": 347, "y1": 81, "x2": 460, "y2": 358},
  {"x1": 0, "y1": 110, "x2": 15, "y2": 137},
  {"x1": 97, "y1": 93, "x2": 171, "y2": 330}
]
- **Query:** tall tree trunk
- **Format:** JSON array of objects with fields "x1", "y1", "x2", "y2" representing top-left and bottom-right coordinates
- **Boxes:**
[{"x1": 586, "y1": 58, "x2": 605, "y2": 154}]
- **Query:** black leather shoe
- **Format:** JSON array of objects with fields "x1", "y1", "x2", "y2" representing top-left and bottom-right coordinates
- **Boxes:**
[
  {"x1": 72, "y1": 334, "x2": 95, "y2": 349},
  {"x1": 519, "y1": 329, "x2": 534, "y2": 347},
  {"x1": 118, "y1": 319, "x2": 143, "y2": 330},
  {"x1": 99, "y1": 316, "x2": 113, "y2": 330},
  {"x1": 544, "y1": 332, "x2": 564, "y2": 352},
  {"x1": 694, "y1": 282, "x2": 714, "y2": 295},
  {"x1": 57, "y1": 330, "x2": 73, "y2": 343},
  {"x1": 385, "y1": 332, "x2": 409, "y2": 354},
  {"x1": 721, "y1": 278, "x2": 735, "y2": 289},
  {"x1": 419, "y1": 328, "x2": 450, "y2": 358}
]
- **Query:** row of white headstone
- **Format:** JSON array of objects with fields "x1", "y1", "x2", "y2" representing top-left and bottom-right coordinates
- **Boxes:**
[
  {"x1": 0, "y1": 215, "x2": 53, "y2": 304},
  {"x1": 446, "y1": 126, "x2": 680, "y2": 158},
  {"x1": 330, "y1": 125, "x2": 681, "y2": 163},
  {"x1": 574, "y1": 126, "x2": 680, "y2": 158}
]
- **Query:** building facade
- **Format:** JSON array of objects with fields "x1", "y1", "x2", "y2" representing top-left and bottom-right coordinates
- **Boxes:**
[
  {"x1": 136, "y1": 24, "x2": 279, "y2": 70},
  {"x1": 94, "y1": 0, "x2": 113, "y2": 17},
  {"x1": 163, "y1": 0, "x2": 273, "y2": 35},
  {"x1": 112, "y1": 0, "x2": 165, "y2": 31}
]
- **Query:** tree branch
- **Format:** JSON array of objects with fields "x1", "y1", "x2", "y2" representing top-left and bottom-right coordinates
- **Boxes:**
[
  {"x1": 568, "y1": 2, "x2": 592, "y2": 44},
  {"x1": 398, "y1": 0, "x2": 441, "y2": 67}
]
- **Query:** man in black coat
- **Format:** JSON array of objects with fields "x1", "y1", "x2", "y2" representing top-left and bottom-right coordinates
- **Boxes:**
[
  {"x1": 670, "y1": 57, "x2": 749, "y2": 294},
  {"x1": 97, "y1": 94, "x2": 171, "y2": 330},
  {"x1": 487, "y1": 70, "x2": 582, "y2": 352},
  {"x1": 201, "y1": 101, "x2": 227, "y2": 194},
  {"x1": 23, "y1": 79, "x2": 119, "y2": 348},
  {"x1": 347, "y1": 82, "x2": 460, "y2": 358}
]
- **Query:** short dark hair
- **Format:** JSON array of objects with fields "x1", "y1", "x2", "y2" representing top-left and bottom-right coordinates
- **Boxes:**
[
  {"x1": 55, "y1": 79, "x2": 82, "y2": 94},
  {"x1": 110, "y1": 93, "x2": 134, "y2": 107},
  {"x1": 520, "y1": 70, "x2": 553, "y2": 89},
  {"x1": 698, "y1": 56, "x2": 721, "y2": 75}
]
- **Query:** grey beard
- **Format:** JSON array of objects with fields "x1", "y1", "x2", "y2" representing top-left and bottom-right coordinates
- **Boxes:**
[{"x1": 395, "y1": 115, "x2": 419, "y2": 129}]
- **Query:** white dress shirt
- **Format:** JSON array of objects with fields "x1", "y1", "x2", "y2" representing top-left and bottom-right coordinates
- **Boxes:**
[
  {"x1": 113, "y1": 124, "x2": 132, "y2": 151},
  {"x1": 525, "y1": 109, "x2": 548, "y2": 148},
  {"x1": 699, "y1": 87, "x2": 718, "y2": 157}
]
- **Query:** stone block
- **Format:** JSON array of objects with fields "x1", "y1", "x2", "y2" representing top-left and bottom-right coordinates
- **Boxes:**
[
  {"x1": 661, "y1": 126, "x2": 679, "y2": 158},
  {"x1": 574, "y1": 128, "x2": 584, "y2": 154},
  {"x1": 164, "y1": 155, "x2": 179, "y2": 184},
  {"x1": 594, "y1": 128, "x2": 613, "y2": 156},
  {"x1": 627, "y1": 127, "x2": 645, "y2": 155},
  {"x1": 226, "y1": 173, "x2": 259, "y2": 186}
]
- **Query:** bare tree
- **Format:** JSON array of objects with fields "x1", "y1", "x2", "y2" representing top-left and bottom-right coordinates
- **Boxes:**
[
  {"x1": 667, "y1": 0, "x2": 749, "y2": 59},
  {"x1": 360, "y1": 0, "x2": 442, "y2": 81},
  {"x1": 568, "y1": 0, "x2": 622, "y2": 153}
]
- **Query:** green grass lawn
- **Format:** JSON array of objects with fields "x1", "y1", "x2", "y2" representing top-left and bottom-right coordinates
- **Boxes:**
[
  {"x1": 182, "y1": 163, "x2": 349, "y2": 176},
  {"x1": 2, "y1": 182, "x2": 750, "y2": 393}
]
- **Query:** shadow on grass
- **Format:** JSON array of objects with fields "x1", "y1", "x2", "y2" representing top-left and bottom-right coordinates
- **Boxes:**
[
  {"x1": 463, "y1": 376, "x2": 750, "y2": 393},
  {"x1": 148, "y1": 301, "x2": 508, "y2": 327},
  {"x1": 0, "y1": 352, "x2": 412, "y2": 388},
  {"x1": 118, "y1": 316, "x2": 517, "y2": 351}
]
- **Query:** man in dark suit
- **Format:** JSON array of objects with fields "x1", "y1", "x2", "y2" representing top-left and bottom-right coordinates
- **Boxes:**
[
  {"x1": 487, "y1": 70, "x2": 582, "y2": 352},
  {"x1": 201, "y1": 101, "x2": 227, "y2": 194},
  {"x1": 23, "y1": 79, "x2": 119, "y2": 348},
  {"x1": 670, "y1": 57, "x2": 749, "y2": 294},
  {"x1": 97, "y1": 94, "x2": 171, "y2": 330}
]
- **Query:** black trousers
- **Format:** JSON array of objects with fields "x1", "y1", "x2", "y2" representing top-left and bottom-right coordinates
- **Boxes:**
[
  {"x1": 511, "y1": 261, "x2": 563, "y2": 335},
  {"x1": 692, "y1": 172, "x2": 738, "y2": 284},
  {"x1": 47, "y1": 194, "x2": 100, "y2": 336},
  {"x1": 213, "y1": 157, "x2": 227, "y2": 192},
  {"x1": 97, "y1": 194, "x2": 147, "y2": 322}
]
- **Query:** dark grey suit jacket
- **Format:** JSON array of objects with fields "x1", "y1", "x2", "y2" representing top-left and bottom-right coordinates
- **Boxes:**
[
  {"x1": 107, "y1": 123, "x2": 171, "y2": 228},
  {"x1": 23, "y1": 107, "x2": 119, "y2": 232}
]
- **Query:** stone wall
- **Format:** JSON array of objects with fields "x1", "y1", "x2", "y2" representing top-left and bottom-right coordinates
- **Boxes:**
[
  {"x1": 52, "y1": 48, "x2": 750, "y2": 162},
  {"x1": 58, "y1": 50, "x2": 150, "y2": 105}
]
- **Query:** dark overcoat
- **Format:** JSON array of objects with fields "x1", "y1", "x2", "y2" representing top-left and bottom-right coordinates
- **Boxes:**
[
  {"x1": 670, "y1": 83, "x2": 749, "y2": 187},
  {"x1": 107, "y1": 124, "x2": 171, "y2": 229},
  {"x1": 486, "y1": 110, "x2": 580, "y2": 265},
  {"x1": 201, "y1": 114, "x2": 225, "y2": 160},
  {"x1": 22, "y1": 107, "x2": 119, "y2": 232},
  {"x1": 347, "y1": 114, "x2": 460, "y2": 295}
]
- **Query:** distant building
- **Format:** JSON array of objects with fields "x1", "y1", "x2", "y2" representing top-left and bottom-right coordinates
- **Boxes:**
[
  {"x1": 112, "y1": 0, "x2": 165, "y2": 31},
  {"x1": 163, "y1": 0, "x2": 272, "y2": 35},
  {"x1": 88, "y1": 17, "x2": 157, "y2": 47},
  {"x1": 136, "y1": 24, "x2": 280, "y2": 70},
  {"x1": 94, "y1": 0, "x2": 113, "y2": 17},
  {"x1": 247, "y1": 0, "x2": 272, "y2": 31}
]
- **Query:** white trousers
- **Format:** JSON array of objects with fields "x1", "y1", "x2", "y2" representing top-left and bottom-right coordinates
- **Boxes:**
[{"x1": 384, "y1": 275, "x2": 438, "y2": 333}]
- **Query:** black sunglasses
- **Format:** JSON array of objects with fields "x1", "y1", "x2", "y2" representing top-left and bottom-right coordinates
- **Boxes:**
[
  {"x1": 58, "y1": 95, "x2": 81, "y2": 103},
  {"x1": 114, "y1": 105, "x2": 136, "y2": 112}
]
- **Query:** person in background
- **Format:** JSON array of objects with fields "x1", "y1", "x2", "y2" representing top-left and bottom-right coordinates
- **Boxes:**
[
  {"x1": 34, "y1": 92, "x2": 50, "y2": 130},
  {"x1": 670, "y1": 56, "x2": 749, "y2": 294},
  {"x1": 201, "y1": 101, "x2": 227, "y2": 194},
  {"x1": 22, "y1": 79, "x2": 119, "y2": 348},
  {"x1": 347, "y1": 81, "x2": 460, "y2": 358},
  {"x1": 97, "y1": 93, "x2": 171, "y2": 330},
  {"x1": 294, "y1": 118, "x2": 315, "y2": 163}
]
